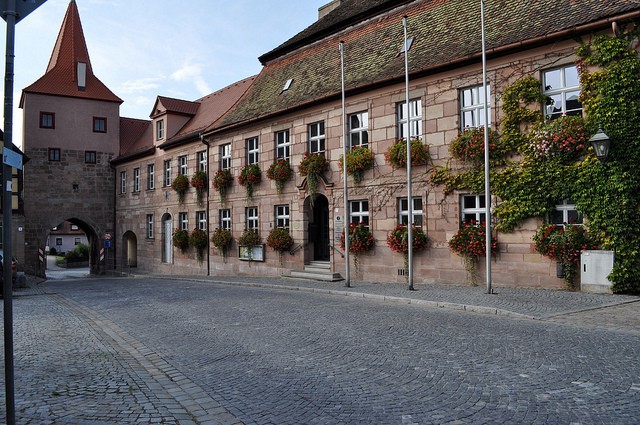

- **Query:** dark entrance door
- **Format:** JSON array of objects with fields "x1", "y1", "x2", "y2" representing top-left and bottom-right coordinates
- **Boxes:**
[{"x1": 310, "y1": 195, "x2": 330, "y2": 261}]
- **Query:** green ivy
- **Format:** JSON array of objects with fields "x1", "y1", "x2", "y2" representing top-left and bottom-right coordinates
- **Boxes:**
[{"x1": 430, "y1": 33, "x2": 640, "y2": 293}]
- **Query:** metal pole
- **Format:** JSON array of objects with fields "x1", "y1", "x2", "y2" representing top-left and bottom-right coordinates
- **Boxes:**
[
  {"x1": 2, "y1": 1, "x2": 17, "y2": 421},
  {"x1": 340, "y1": 41, "x2": 350, "y2": 287},
  {"x1": 481, "y1": 0, "x2": 492, "y2": 294},
  {"x1": 403, "y1": 16, "x2": 414, "y2": 291}
]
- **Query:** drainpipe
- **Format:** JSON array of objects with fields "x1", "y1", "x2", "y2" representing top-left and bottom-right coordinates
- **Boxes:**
[{"x1": 200, "y1": 132, "x2": 211, "y2": 276}]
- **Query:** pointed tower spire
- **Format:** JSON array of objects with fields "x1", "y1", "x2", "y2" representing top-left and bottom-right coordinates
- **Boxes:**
[{"x1": 22, "y1": 0, "x2": 122, "y2": 103}]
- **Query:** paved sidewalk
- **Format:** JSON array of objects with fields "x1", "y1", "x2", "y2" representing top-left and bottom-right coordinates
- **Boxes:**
[{"x1": 119, "y1": 272, "x2": 639, "y2": 321}]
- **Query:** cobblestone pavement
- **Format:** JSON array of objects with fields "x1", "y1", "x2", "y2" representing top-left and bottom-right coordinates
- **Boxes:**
[{"x1": 1, "y1": 276, "x2": 639, "y2": 424}]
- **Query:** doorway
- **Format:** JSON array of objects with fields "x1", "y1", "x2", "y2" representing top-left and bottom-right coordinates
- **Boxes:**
[
  {"x1": 162, "y1": 214, "x2": 173, "y2": 263},
  {"x1": 309, "y1": 195, "x2": 330, "y2": 261}
]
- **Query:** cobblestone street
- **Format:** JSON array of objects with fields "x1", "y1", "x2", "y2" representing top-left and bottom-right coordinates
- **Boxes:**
[{"x1": 1, "y1": 276, "x2": 639, "y2": 424}]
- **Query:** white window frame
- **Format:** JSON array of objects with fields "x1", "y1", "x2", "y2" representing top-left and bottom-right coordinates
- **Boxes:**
[
  {"x1": 133, "y1": 168, "x2": 140, "y2": 192},
  {"x1": 246, "y1": 207, "x2": 258, "y2": 231},
  {"x1": 156, "y1": 119, "x2": 164, "y2": 140},
  {"x1": 163, "y1": 160, "x2": 171, "y2": 187},
  {"x1": 460, "y1": 85, "x2": 491, "y2": 129},
  {"x1": 543, "y1": 65, "x2": 582, "y2": 120},
  {"x1": 197, "y1": 150, "x2": 207, "y2": 172},
  {"x1": 308, "y1": 121, "x2": 325, "y2": 154},
  {"x1": 460, "y1": 194, "x2": 486, "y2": 224},
  {"x1": 246, "y1": 137, "x2": 259, "y2": 165},
  {"x1": 275, "y1": 205, "x2": 290, "y2": 229},
  {"x1": 349, "y1": 200, "x2": 369, "y2": 227},
  {"x1": 179, "y1": 212, "x2": 189, "y2": 231},
  {"x1": 275, "y1": 130, "x2": 290, "y2": 160},
  {"x1": 220, "y1": 143, "x2": 232, "y2": 170},
  {"x1": 147, "y1": 164, "x2": 155, "y2": 190},
  {"x1": 146, "y1": 214, "x2": 154, "y2": 239},
  {"x1": 551, "y1": 199, "x2": 583, "y2": 226},
  {"x1": 178, "y1": 155, "x2": 188, "y2": 176},
  {"x1": 120, "y1": 171, "x2": 126, "y2": 194},
  {"x1": 397, "y1": 99, "x2": 422, "y2": 139},
  {"x1": 220, "y1": 209, "x2": 231, "y2": 230},
  {"x1": 349, "y1": 111, "x2": 369, "y2": 149},
  {"x1": 196, "y1": 211, "x2": 207, "y2": 231},
  {"x1": 398, "y1": 197, "x2": 423, "y2": 226}
]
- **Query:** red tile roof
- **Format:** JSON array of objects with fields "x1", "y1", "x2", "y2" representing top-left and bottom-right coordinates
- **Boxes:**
[
  {"x1": 219, "y1": 0, "x2": 640, "y2": 128},
  {"x1": 151, "y1": 96, "x2": 200, "y2": 118},
  {"x1": 119, "y1": 117, "x2": 152, "y2": 158},
  {"x1": 162, "y1": 76, "x2": 256, "y2": 145},
  {"x1": 22, "y1": 0, "x2": 122, "y2": 104}
]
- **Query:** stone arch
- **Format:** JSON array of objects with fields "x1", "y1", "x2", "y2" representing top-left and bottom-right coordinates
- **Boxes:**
[
  {"x1": 122, "y1": 231, "x2": 137, "y2": 268},
  {"x1": 26, "y1": 215, "x2": 105, "y2": 277}
]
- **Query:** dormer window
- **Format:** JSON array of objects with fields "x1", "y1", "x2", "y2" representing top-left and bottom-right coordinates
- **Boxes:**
[
  {"x1": 398, "y1": 37, "x2": 414, "y2": 56},
  {"x1": 156, "y1": 119, "x2": 164, "y2": 140},
  {"x1": 281, "y1": 79, "x2": 293, "y2": 93},
  {"x1": 77, "y1": 62, "x2": 87, "y2": 91}
]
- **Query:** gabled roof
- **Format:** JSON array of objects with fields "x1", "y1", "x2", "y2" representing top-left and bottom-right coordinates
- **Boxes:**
[
  {"x1": 219, "y1": 0, "x2": 640, "y2": 129},
  {"x1": 151, "y1": 96, "x2": 201, "y2": 118},
  {"x1": 159, "y1": 76, "x2": 256, "y2": 148},
  {"x1": 22, "y1": 0, "x2": 122, "y2": 104},
  {"x1": 117, "y1": 117, "x2": 153, "y2": 160}
]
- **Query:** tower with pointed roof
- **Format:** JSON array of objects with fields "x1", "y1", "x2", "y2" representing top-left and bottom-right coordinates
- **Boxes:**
[{"x1": 20, "y1": 0, "x2": 122, "y2": 275}]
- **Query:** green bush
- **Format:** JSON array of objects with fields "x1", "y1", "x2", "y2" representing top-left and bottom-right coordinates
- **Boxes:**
[{"x1": 65, "y1": 243, "x2": 89, "y2": 262}]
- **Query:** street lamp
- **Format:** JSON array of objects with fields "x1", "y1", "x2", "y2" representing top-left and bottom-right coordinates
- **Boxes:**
[{"x1": 589, "y1": 128, "x2": 611, "y2": 164}]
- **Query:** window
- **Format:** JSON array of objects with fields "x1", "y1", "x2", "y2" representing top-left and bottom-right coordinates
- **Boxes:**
[
  {"x1": 179, "y1": 212, "x2": 189, "y2": 231},
  {"x1": 349, "y1": 200, "x2": 369, "y2": 226},
  {"x1": 156, "y1": 119, "x2": 165, "y2": 140},
  {"x1": 146, "y1": 214, "x2": 154, "y2": 239},
  {"x1": 220, "y1": 143, "x2": 231, "y2": 170},
  {"x1": 84, "y1": 151, "x2": 96, "y2": 164},
  {"x1": 398, "y1": 37, "x2": 414, "y2": 55},
  {"x1": 197, "y1": 150, "x2": 207, "y2": 172},
  {"x1": 543, "y1": 65, "x2": 582, "y2": 120},
  {"x1": 460, "y1": 85, "x2": 491, "y2": 129},
  {"x1": 71, "y1": 225, "x2": 79, "y2": 230},
  {"x1": 93, "y1": 117, "x2": 107, "y2": 133},
  {"x1": 163, "y1": 160, "x2": 171, "y2": 187},
  {"x1": 196, "y1": 211, "x2": 207, "y2": 231},
  {"x1": 220, "y1": 209, "x2": 231, "y2": 230},
  {"x1": 147, "y1": 164, "x2": 155, "y2": 190},
  {"x1": 397, "y1": 99, "x2": 422, "y2": 139},
  {"x1": 349, "y1": 112, "x2": 369, "y2": 149},
  {"x1": 461, "y1": 194, "x2": 486, "y2": 224},
  {"x1": 398, "y1": 197, "x2": 423, "y2": 225},
  {"x1": 48, "y1": 148, "x2": 61, "y2": 161},
  {"x1": 246, "y1": 207, "x2": 258, "y2": 231},
  {"x1": 551, "y1": 199, "x2": 582, "y2": 225},
  {"x1": 40, "y1": 112, "x2": 55, "y2": 129},
  {"x1": 275, "y1": 130, "x2": 290, "y2": 160},
  {"x1": 308, "y1": 121, "x2": 325, "y2": 154},
  {"x1": 120, "y1": 171, "x2": 126, "y2": 194},
  {"x1": 275, "y1": 205, "x2": 290, "y2": 229},
  {"x1": 246, "y1": 137, "x2": 259, "y2": 165},
  {"x1": 133, "y1": 168, "x2": 140, "y2": 192},
  {"x1": 178, "y1": 155, "x2": 188, "y2": 176},
  {"x1": 55, "y1": 237, "x2": 62, "y2": 246},
  {"x1": 74, "y1": 238, "x2": 81, "y2": 246}
]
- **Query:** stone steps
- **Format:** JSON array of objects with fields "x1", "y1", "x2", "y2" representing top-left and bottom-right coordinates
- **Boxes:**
[{"x1": 285, "y1": 261, "x2": 343, "y2": 282}]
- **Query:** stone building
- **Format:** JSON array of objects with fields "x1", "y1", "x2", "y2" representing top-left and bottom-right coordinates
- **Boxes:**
[
  {"x1": 21, "y1": 0, "x2": 640, "y2": 288},
  {"x1": 21, "y1": 0, "x2": 121, "y2": 275}
]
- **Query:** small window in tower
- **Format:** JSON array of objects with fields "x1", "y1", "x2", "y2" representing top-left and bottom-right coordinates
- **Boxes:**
[
  {"x1": 85, "y1": 151, "x2": 96, "y2": 164},
  {"x1": 40, "y1": 112, "x2": 55, "y2": 129},
  {"x1": 77, "y1": 62, "x2": 87, "y2": 91},
  {"x1": 93, "y1": 117, "x2": 107, "y2": 133}
]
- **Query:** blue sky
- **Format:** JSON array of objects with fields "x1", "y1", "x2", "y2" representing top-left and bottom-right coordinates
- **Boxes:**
[{"x1": 2, "y1": 0, "x2": 328, "y2": 146}]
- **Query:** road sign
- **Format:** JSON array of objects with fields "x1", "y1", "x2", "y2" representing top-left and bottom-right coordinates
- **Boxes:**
[
  {"x1": 2, "y1": 147, "x2": 22, "y2": 169},
  {"x1": 103, "y1": 240, "x2": 111, "y2": 249},
  {"x1": 1, "y1": 0, "x2": 48, "y2": 23},
  {"x1": 104, "y1": 232, "x2": 112, "y2": 241}
]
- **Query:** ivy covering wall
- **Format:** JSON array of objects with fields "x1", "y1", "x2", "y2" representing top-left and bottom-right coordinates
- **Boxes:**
[{"x1": 431, "y1": 32, "x2": 640, "y2": 293}]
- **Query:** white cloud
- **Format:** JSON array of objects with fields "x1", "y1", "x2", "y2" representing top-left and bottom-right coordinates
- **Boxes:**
[
  {"x1": 171, "y1": 63, "x2": 212, "y2": 96},
  {"x1": 117, "y1": 76, "x2": 165, "y2": 95}
]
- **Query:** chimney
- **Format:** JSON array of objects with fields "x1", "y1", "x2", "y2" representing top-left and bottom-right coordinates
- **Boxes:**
[{"x1": 318, "y1": 0, "x2": 340, "y2": 20}]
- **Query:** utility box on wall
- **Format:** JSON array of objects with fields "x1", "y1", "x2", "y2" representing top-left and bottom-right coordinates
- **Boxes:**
[{"x1": 580, "y1": 250, "x2": 614, "y2": 294}]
